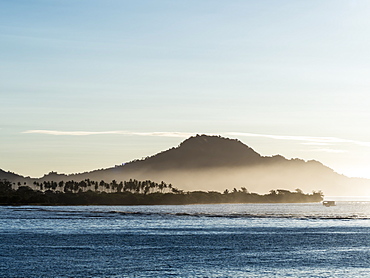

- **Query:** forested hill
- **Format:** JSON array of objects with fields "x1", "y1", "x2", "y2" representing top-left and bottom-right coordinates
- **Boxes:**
[
  {"x1": 109, "y1": 134, "x2": 320, "y2": 170},
  {"x1": 0, "y1": 169, "x2": 27, "y2": 182},
  {"x1": 124, "y1": 135, "x2": 264, "y2": 170},
  {"x1": 1, "y1": 135, "x2": 370, "y2": 196}
]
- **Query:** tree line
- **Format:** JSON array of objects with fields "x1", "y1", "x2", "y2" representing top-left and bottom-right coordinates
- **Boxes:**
[
  {"x1": 31, "y1": 179, "x2": 173, "y2": 194},
  {"x1": 0, "y1": 179, "x2": 323, "y2": 205}
]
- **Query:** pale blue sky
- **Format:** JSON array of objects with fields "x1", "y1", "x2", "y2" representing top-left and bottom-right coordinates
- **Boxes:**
[{"x1": 1, "y1": 0, "x2": 370, "y2": 178}]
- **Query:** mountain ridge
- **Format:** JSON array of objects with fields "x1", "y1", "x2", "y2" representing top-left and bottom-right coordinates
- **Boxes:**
[{"x1": 1, "y1": 134, "x2": 369, "y2": 196}]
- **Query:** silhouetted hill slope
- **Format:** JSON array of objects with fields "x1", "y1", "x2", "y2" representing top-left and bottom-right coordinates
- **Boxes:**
[
  {"x1": 1, "y1": 135, "x2": 369, "y2": 196},
  {"x1": 71, "y1": 135, "x2": 370, "y2": 196},
  {"x1": 125, "y1": 135, "x2": 263, "y2": 170},
  {"x1": 111, "y1": 134, "x2": 329, "y2": 175},
  {"x1": 0, "y1": 169, "x2": 25, "y2": 182}
]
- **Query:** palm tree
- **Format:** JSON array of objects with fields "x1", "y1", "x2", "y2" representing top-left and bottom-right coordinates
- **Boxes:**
[
  {"x1": 99, "y1": 180, "x2": 105, "y2": 192},
  {"x1": 117, "y1": 181, "x2": 123, "y2": 193},
  {"x1": 105, "y1": 182, "x2": 110, "y2": 192},
  {"x1": 58, "y1": 181, "x2": 64, "y2": 190},
  {"x1": 111, "y1": 180, "x2": 118, "y2": 193}
]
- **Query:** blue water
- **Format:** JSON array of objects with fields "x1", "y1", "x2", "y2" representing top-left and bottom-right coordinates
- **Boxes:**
[{"x1": 1, "y1": 202, "x2": 370, "y2": 277}]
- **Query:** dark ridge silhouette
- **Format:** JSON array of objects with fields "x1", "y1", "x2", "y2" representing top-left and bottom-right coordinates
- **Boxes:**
[
  {"x1": 0, "y1": 169, "x2": 25, "y2": 181},
  {"x1": 118, "y1": 134, "x2": 304, "y2": 172},
  {"x1": 41, "y1": 171, "x2": 68, "y2": 180},
  {"x1": 1, "y1": 134, "x2": 369, "y2": 196},
  {"x1": 125, "y1": 134, "x2": 263, "y2": 170}
]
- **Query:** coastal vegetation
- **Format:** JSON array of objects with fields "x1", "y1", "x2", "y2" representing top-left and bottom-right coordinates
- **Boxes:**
[{"x1": 0, "y1": 179, "x2": 323, "y2": 205}]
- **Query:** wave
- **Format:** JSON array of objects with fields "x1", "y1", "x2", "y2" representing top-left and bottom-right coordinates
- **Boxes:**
[
  {"x1": 9, "y1": 207, "x2": 370, "y2": 220},
  {"x1": 108, "y1": 211, "x2": 370, "y2": 220}
]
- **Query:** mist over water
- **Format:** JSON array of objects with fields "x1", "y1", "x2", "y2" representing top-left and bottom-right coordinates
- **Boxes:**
[
  {"x1": 325, "y1": 196, "x2": 370, "y2": 202},
  {"x1": 1, "y1": 203, "x2": 370, "y2": 277},
  {"x1": 131, "y1": 164, "x2": 370, "y2": 197}
]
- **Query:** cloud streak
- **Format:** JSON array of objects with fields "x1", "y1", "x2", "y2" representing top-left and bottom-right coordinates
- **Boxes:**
[
  {"x1": 310, "y1": 148, "x2": 348, "y2": 153},
  {"x1": 225, "y1": 132, "x2": 370, "y2": 148},
  {"x1": 22, "y1": 129, "x2": 370, "y2": 148},
  {"x1": 22, "y1": 130, "x2": 195, "y2": 138}
]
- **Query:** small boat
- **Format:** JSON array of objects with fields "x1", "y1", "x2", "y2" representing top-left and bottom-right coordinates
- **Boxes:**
[{"x1": 323, "y1": 201, "x2": 336, "y2": 207}]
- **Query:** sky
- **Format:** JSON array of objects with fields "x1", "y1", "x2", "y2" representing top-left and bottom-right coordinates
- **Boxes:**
[{"x1": 1, "y1": 0, "x2": 370, "y2": 179}]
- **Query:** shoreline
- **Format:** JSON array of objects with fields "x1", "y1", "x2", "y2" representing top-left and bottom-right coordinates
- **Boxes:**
[{"x1": 1, "y1": 201, "x2": 324, "y2": 206}]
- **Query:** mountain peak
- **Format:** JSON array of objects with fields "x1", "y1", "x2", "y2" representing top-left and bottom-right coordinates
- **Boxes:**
[
  {"x1": 179, "y1": 134, "x2": 258, "y2": 154},
  {"x1": 180, "y1": 134, "x2": 238, "y2": 147},
  {"x1": 130, "y1": 134, "x2": 262, "y2": 169}
]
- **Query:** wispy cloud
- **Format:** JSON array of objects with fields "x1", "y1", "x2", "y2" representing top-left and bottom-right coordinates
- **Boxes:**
[
  {"x1": 121, "y1": 131, "x2": 195, "y2": 138},
  {"x1": 23, "y1": 130, "x2": 117, "y2": 136},
  {"x1": 301, "y1": 142, "x2": 333, "y2": 146},
  {"x1": 225, "y1": 132, "x2": 370, "y2": 148},
  {"x1": 22, "y1": 130, "x2": 195, "y2": 138},
  {"x1": 22, "y1": 129, "x2": 370, "y2": 149},
  {"x1": 310, "y1": 148, "x2": 348, "y2": 153}
]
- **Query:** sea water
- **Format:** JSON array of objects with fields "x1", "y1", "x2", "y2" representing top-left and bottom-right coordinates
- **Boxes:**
[{"x1": 1, "y1": 202, "x2": 369, "y2": 277}]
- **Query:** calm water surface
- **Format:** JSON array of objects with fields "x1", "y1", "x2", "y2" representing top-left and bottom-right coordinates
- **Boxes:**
[{"x1": 1, "y1": 202, "x2": 370, "y2": 277}]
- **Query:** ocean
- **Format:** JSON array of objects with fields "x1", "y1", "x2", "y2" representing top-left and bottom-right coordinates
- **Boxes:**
[{"x1": 1, "y1": 202, "x2": 369, "y2": 277}]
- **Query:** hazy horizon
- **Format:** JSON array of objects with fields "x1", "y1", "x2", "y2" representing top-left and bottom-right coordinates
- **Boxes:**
[{"x1": 1, "y1": 133, "x2": 370, "y2": 182}]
